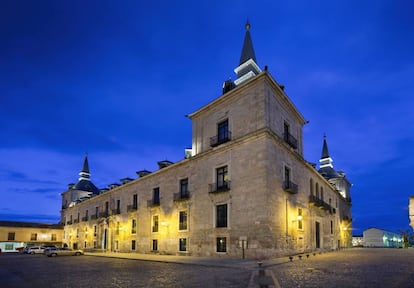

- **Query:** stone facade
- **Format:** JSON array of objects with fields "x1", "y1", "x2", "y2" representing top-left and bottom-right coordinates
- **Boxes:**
[
  {"x1": 60, "y1": 71, "x2": 352, "y2": 258},
  {"x1": 60, "y1": 25, "x2": 352, "y2": 258}
]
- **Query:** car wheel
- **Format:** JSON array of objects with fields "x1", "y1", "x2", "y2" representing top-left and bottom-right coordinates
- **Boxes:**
[
  {"x1": 51, "y1": 253, "x2": 57, "y2": 257},
  {"x1": 31, "y1": 252, "x2": 35, "y2": 255},
  {"x1": 75, "y1": 252, "x2": 81, "y2": 256}
]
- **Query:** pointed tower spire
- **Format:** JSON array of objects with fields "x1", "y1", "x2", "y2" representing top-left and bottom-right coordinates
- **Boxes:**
[
  {"x1": 239, "y1": 20, "x2": 257, "y2": 65},
  {"x1": 78, "y1": 154, "x2": 91, "y2": 181},
  {"x1": 321, "y1": 134, "x2": 330, "y2": 159},
  {"x1": 319, "y1": 135, "x2": 334, "y2": 170},
  {"x1": 234, "y1": 20, "x2": 262, "y2": 86}
]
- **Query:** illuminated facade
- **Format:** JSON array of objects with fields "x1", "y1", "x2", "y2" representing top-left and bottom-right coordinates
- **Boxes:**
[
  {"x1": 0, "y1": 221, "x2": 63, "y2": 252},
  {"x1": 363, "y1": 228, "x2": 403, "y2": 248},
  {"x1": 60, "y1": 23, "x2": 352, "y2": 258}
]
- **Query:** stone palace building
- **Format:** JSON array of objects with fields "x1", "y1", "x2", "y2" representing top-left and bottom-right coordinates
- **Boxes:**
[{"x1": 60, "y1": 23, "x2": 352, "y2": 258}]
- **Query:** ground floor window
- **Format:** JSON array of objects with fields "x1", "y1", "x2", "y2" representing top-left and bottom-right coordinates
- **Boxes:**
[
  {"x1": 216, "y1": 237, "x2": 226, "y2": 252},
  {"x1": 152, "y1": 239, "x2": 158, "y2": 251},
  {"x1": 179, "y1": 238, "x2": 187, "y2": 251},
  {"x1": 115, "y1": 240, "x2": 119, "y2": 250},
  {"x1": 132, "y1": 240, "x2": 136, "y2": 251},
  {"x1": 84, "y1": 241, "x2": 87, "y2": 248},
  {"x1": 93, "y1": 241, "x2": 97, "y2": 248},
  {"x1": 31, "y1": 233, "x2": 37, "y2": 241}
]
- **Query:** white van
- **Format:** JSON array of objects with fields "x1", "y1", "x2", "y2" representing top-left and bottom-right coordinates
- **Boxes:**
[{"x1": 27, "y1": 246, "x2": 45, "y2": 254}]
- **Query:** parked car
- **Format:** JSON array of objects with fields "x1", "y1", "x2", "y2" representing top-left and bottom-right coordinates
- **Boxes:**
[
  {"x1": 43, "y1": 246, "x2": 57, "y2": 255},
  {"x1": 27, "y1": 246, "x2": 45, "y2": 254},
  {"x1": 45, "y1": 247, "x2": 84, "y2": 257}
]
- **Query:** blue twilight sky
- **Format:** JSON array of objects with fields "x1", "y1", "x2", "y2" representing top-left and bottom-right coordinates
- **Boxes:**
[{"x1": 1, "y1": 0, "x2": 414, "y2": 235}]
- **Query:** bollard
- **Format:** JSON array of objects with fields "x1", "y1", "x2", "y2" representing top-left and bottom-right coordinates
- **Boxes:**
[{"x1": 257, "y1": 261, "x2": 265, "y2": 276}]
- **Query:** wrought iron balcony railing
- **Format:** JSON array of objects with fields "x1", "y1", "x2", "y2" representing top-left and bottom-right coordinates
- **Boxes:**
[
  {"x1": 283, "y1": 180, "x2": 298, "y2": 194},
  {"x1": 127, "y1": 204, "x2": 138, "y2": 212},
  {"x1": 81, "y1": 216, "x2": 89, "y2": 222},
  {"x1": 210, "y1": 131, "x2": 232, "y2": 147},
  {"x1": 173, "y1": 191, "x2": 190, "y2": 201},
  {"x1": 147, "y1": 199, "x2": 160, "y2": 208},
  {"x1": 90, "y1": 214, "x2": 97, "y2": 220},
  {"x1": 112, "y1": 208, "x2": 121, "y2": 215},
  {"x1": 99, "y1": 211, "x2": 109, "y2": 218},
  {"x1": 284, "y1": 132, "x2": 298, "y2": 149},
  {"x1": 209, "y1": 181, "x2": 231, "y2": 193},
  {"x1": 309, "y1": 195, "x2": 333, "y2": 212}
]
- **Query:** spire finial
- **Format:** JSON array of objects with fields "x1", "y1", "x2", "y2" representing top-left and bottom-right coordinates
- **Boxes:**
[{"x1": 245, "y1": 19, "x2": 251, "y2": 31}]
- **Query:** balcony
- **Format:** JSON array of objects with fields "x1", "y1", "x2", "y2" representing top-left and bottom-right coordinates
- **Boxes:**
[
  {"x1": 283, "y1": 180, "x2": 298, "y2": 194},
  {"x1": 81, "y1": 216, "x2": 89, "y2": 222},
  {"x1": 99, "y1": 211, "x2": 109, "y2": 218},
  {"x1": 210, "y1": 131, "x2": 232, "y2": 147},
  {"x1": 127, "y1": 204, "x2": 138, "y2": 212},
  {"x1": 173, "y1": 191, "x2": 190, "y2": 201},
  {"x1": 147, "y1": 199, "x2": 160, "y2": 208},
  {"x1": 309, "y1": 195, "x2": 332, "y2": 211},
  {"x1": 90, "y1": 214, "x2": 97, "y2": 220},
  {"x1": 73, "y1": 219, "x2": 79, "y2": 224},
  {"x1": 66, "y1": 220, "x2": 72, "y2": 225},
  {"x1": 112, "y1": 208, "x2": 121, "y2": 215},
  {"x1": 284, "y1": 132, "x2": 298, "y2": 149},
  {"x1": 209, "y1": 181, "x2": 231, "y2": 193}
]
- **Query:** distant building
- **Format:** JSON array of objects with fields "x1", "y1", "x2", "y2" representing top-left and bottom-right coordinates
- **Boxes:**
[
  {"x1": 352, "y1": 235, "x2": 364, "y2": 247},
  {"x1": 363, "y1": 228, "x2": 403, "y2": 248},
  {"x1": 0, "y1": 221, "x2": 63, "y2": 252},
  {"x1": 409, "y1": 196, "x2": 414, "y2": 230},
  {"x1": 60, "y1": 23, "x2": 352, "y2": 258}
]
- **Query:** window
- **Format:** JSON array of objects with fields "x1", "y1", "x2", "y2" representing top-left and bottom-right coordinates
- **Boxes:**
[
  {"x1": 330, "y1": 220, "x2": 334, "y2": 234},
  {"x1": 216, "y1": 237, "x2": 226, "y2": 252},
  {"x1": 76, "y1": 229, "x2": 79, "y2": 238},
  {"x1": 217, "y1": 119, "x2": 229, "y2": 143},
  {"x1": 310, "y1": 179, "x2": 314, "y2": 195},
  {"x1": 95, "y1": 206, "x2": 99, "y2": 217},
  {"x1": 179, "y1": 211, "x2": 188, "y2": 230},
  {"x1": 283, "y1": 122, "x2": 290, "y2": 142},
  {"x1": 84, "y1": 241, "x2": 87, "y2": 248},
  {"x1": 51, "y1": 234, "x2": 57, "y2": 241},
  {"x1": 132, "y1": 240, "x2": 136, "y2": 251},
  {"x1": 298, "y1": 208, "x2": 303, "y2": 230},
  {"x1": 77, "y1": 212, "x2": 80, "y2": 222},
  {"x1": 8, "y1": 232, "x2": 15, "y2": 241},
  {"x1": 93, "y1": 241, "x2": 97, "y2": 248},
  {"x1": 105, "y1": 201, "x2": 109, "y2": 214},
  {"x1": 321, "y1": 187, "x2": 324, "y2": 201},
  {"x1": 179, "y1": 238, "x2": 187, "y2": 252},
  {"x1": 152, "y1": 215, "x2": 159, "y2": 232},
  {"x1": 133, "y1": 194, "x2": 138, "y2": 209},
  {"x1": 153, "y1": 188, "x2": 160, "y2": 205},
  {"x1": 152, "y1": 239, "x2": 158, "y2": 251},
  {"x1": 216, "y1": 204, "x2": 228, "y2": 228},
  {"x1": 94, "y1": 225, "x2": 97, "y2": 237},
  {"x1": 131, "y1": 219, "x2": 137, "y2": 234},
  {"x1": 31, "y1": 233, "x2": 37, "y2": 241},
  {"x1": 116, "y1": 199, "x2": 121, "y2": 213},
  {"x1": 216, "y1": 166, "x2": 228, "y2": 190},
  {"x1": 115, "y1": 240, "x2": 119, "y2": 250},
  {"x1": 316, "y1": 183, "x2": 319, "y2": 198},
  {"x1": 284, "y1": 166, "x2": 290, "y2": 183},
  {"x1": 180, "y1": 178, "x2": 189, "y2": 198}
]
